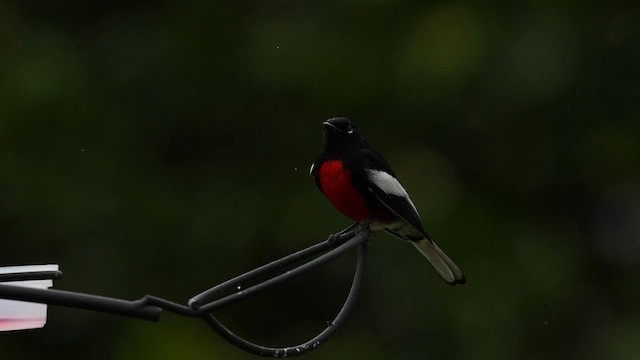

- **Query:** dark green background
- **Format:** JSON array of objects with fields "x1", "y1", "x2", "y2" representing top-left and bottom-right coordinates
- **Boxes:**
[{"x1": 1, "y1": 1, "x2": 639, "y2": 359}]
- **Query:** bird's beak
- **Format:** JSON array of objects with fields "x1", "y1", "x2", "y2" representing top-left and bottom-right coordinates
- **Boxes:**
[{"x1": 322, "y1": 121, "x2": 341, "y2": 132}]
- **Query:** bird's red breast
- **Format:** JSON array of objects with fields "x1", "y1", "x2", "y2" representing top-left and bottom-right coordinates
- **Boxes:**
[{"x1": 318, "y1": 160, "x2": 373, "y2": 222}]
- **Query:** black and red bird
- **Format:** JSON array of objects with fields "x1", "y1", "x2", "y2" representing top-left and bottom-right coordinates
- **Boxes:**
[{"x1": 310, "y1": 117, "x2": 465, "y2": 285}]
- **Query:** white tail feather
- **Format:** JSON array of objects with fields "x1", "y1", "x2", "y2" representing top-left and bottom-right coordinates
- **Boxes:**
[{"x1": 413, "y1": 240, "x2": 465, "y2": 284}]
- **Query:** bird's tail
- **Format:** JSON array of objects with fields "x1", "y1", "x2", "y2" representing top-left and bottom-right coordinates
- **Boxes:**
[{"x1": 412, "y1": 239, "x2": 466, "y2": 285}]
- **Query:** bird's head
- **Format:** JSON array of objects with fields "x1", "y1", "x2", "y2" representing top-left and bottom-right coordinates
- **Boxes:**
[{"x1": 322, "y1": 117, "x2": 364, "y2": 148}]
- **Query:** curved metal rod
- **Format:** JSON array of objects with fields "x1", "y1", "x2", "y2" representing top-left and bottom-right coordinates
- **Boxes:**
[
  {"x1": 189, "y1": 222, "x2": 360, "y2": 309},
  {"x1": 191, "y1": 227, "x2": 369, "y2": 314},
  {"x1": 202, "y1": 240, "x2": 368, "y2": 358},
  {"x1": 0, "y1": 226, "x2": 371, "y2": 358}
]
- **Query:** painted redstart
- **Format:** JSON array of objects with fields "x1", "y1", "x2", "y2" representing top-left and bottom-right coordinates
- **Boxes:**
[{"x1": 310, "y1": 117, "x2": 465, "y2": 285}]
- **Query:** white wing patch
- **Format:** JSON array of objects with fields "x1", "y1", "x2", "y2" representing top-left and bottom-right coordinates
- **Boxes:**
[
  {"x1": 367, "y1": 169, "x2": 408, "y2": 196},
  {"x1": 309, "y1": 163, "x2": 315, "y2": 176},
  {"x1": 366, "y1": 169, "x2": 419, "y2": 216}
]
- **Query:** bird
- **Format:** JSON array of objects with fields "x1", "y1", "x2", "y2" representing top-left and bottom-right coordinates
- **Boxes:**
[{"x1": 310, "y1": 117, "x2": 465, "y2": 285}]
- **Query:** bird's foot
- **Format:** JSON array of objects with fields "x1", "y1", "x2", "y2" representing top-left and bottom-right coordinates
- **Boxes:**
[
  {"x1": 326, "y1": 232, "x2": 342, "y2": 247},
  {"x1": 326, "y1": 222, "x2": 359, "y2": 247}
]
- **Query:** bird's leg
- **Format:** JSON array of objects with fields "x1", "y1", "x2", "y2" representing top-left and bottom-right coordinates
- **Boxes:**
[
  {"x1": 366, "y1": 225, "x2": 376, "y2": 242},
  {"x1": 359, "y1": 221, "x2": 375, "y2": 243},
  {"x1": 326, "y1": 222, "x2": 359, "y2": 247}
]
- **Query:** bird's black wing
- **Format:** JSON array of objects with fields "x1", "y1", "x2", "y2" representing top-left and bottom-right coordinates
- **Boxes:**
[{"x1": 364, "y1": 168, "x2": 428, "y2": 238}]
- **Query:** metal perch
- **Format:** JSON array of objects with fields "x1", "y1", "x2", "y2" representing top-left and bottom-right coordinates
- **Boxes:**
[{"x1": 0, "y1": 226, "x2": 371, "y2": 358}]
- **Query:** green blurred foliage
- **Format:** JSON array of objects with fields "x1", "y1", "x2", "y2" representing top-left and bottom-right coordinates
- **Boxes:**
[{"x1": 1, "y1": 1, "x2": 639, "y2": 359}]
